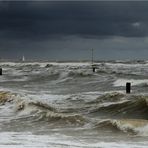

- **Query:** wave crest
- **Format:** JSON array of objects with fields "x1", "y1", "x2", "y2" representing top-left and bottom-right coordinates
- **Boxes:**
[
  {"x1": 0, "y1": 91, "x2": 14, "y2": 105},
  {"x1": 15, "y1": 99, "x2": 86, "y2": 125},
  {"x1": 89, "y1": 94, "x2": 148, "y2": 119},
  {"x1": 87, "y1": 92, "x2": 125, "y2": 104},
  {"x1": 95, "y1": 119, "x2": 148, "y2": 136}
]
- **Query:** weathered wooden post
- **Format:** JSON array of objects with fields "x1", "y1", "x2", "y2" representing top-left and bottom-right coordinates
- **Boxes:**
[
  {"x1": 93, "y1": 67, "x2": 95, "y2": 72},
  {"x1": 0, "y1": 68, "x2": 3, "y2": 75},
  {"x1": 126, "y1": 82, "x2": 131, "y2": 94},
  {"x1": 0, "y1": 68, "x2": 2, "y2": 75}
]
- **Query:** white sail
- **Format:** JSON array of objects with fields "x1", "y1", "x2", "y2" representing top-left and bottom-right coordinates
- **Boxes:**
[{"x1": 22, "y1": 55, "x2": 25, "y2": 62}]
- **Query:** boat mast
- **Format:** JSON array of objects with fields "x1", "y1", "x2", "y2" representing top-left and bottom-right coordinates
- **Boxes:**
[
  {"x1": 91, "y1": 48, "x2": 94, "y2": 65},
  {"x1": 91, "y1": 48, "x2": 96, "y2": 72}
]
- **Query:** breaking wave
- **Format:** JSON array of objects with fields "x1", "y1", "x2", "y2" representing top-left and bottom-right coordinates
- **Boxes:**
[
  {"x1": 87, "y1": 92, "x2": 125, "y2": 104},
  {"x1": 14, "y1": 98, "x2": 86, "y2": 125},
  {"x1": 88, "y1": 93, "x2": 148, "y2": 119},
  {"x1": 0, "y1": 91, "x2": 86, "y2": 126},
  {"x1": 0, "y1": 91, "x2": 14, "y2": 105},
  {"x1": 95, "y1": 119, "x2": 148, "y2": 136},
  {"x1": 1, "y1": 89, "x2": 148, "y2": 137}
]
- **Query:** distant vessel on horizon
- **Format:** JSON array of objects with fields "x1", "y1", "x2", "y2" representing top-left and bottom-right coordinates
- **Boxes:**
[{"x1": 22, "y1": 55, "x2": 25, "y2": 62}]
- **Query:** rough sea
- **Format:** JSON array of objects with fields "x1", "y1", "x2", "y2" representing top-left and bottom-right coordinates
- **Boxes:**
[{"x1": 0, "y1": 61, "x2": 148, "y2": 148}]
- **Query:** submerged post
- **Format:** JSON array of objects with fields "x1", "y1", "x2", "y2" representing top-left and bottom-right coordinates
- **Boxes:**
[
  {"x1": 126, "y1": 82, "x2": 131, "y2": 94},
  {"x1": 0, "y1": 68, "x2": 2, "y2": 75},
  {"x1": 93, "y1": 67, "x2": 95, "y2": 72}
]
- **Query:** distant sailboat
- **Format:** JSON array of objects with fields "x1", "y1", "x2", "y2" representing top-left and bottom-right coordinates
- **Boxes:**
[{"x1": 22, "y1": 55, "x2": 25, "y2": 62}]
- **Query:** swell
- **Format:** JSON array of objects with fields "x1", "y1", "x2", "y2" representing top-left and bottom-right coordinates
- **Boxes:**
[
  {"x1": 94, "y1": 119, "x2": 148, "y2": 136},
  {"x1": 67, "y1": 70, "x2": 93, "y2": 77},
  {"x1": 1, "y1": 90, "x2": 148, "y2": 134},
  {"x1": 87, "y1": 92, "x2": 125, "y2": 104},
  {"x1": 0, "y1": 91, "x2": 87, "y2": 126},
  {"x1": 14, "y1": 99, "x2": 86, "y2": 126},
  {"x1": 27, "y1": 70, "x2": 94, "y2": 84},
  {"x1": 89, "y1": 95, "x2": 148, "y2": 119}
]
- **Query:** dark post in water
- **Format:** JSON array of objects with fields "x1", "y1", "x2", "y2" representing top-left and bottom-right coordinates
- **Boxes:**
[
  {"x1": 93, "y1": 67, "x2": 95, "y2": 72},
  {"x1": 126, "y1": 82, "x2": 131, "y2": 94},
  {"x1": 0, "y1": 68, "x2": 2, "y2": 75}
]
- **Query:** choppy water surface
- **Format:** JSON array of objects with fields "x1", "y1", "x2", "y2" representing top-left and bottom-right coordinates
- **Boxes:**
[{"x1": 0, "y1": 61, "x2": 148, "y2": 147}]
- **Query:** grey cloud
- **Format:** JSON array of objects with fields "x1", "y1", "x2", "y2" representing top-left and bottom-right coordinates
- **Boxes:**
[
  {"x1": 1, "y1": 1, "x2": 148, "y2": 41},
  {"x1": 1, "y1": 1, "x2": 148, "y2": 60}
]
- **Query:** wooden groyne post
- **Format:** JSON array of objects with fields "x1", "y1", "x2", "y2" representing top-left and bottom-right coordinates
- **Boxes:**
[
  {"x1": 0, "y1": 68, "x2": 2, "y2": 75},
  {"x1": 126, "y1": 82, "x2": 131, "y2": 94}
]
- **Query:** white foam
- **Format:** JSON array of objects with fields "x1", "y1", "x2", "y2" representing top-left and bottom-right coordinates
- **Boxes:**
[
  {"x1": 0, "y1": 62, "x2": 91, "y2": 67},
  {"x1": 113, "y1": 79, "x2": 148, "y2": 87},
  {"x1": 0, "y1": 77, "x2": 28, "y2": 82},
  {"x1": 27, "y1": 93, "x2": 69, "y2": 102},
  {"x1": 136, "y1": 125, "x2": 148, "y2": 136},
  {"x1": 112, "y1": 119, "x2": 148, "y2": 137},
  {"x1": 0, "y1": 132, "x2": 147, "y2": 148},
  {"x1": 100, "y1": 100, "x2": 129, "y2": 108},
  {"x1": 106, "y1": 62, "x2": 145, "y2": 68}
]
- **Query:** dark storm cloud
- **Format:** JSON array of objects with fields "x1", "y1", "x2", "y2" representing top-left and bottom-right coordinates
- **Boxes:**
[
  {"x1": 1, "y1": 1, "x2": 148, "y2": 41},
  {"x1": 1, "y1": 1, "x2": 148, "y2": 60}
]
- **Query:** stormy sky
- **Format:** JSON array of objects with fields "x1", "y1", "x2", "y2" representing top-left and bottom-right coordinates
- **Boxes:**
[{"x1": 1, "y1": 1, "x2": 148, "y2": 60}]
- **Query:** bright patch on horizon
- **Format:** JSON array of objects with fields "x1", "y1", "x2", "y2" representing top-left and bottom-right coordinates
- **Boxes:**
[{"x1": 132, "y1": 22, "x2": 141, "y2": 28}]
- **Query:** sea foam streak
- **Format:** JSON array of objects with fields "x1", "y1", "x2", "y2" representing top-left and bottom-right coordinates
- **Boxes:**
[{"x1": 113, "y1": 79, "x2": 148, "y2": 87}]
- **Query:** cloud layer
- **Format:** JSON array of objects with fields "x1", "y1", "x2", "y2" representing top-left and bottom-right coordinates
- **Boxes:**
[
  {"x1": 1, "y1": 1, "x2": 148, "y2": 39},
  {"x1": 0, "y1": 1, "x2": 148, "y2": 60}
]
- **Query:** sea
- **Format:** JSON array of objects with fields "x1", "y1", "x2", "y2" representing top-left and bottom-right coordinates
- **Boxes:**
[{"x1": 0, "y1": 60, "x2": 148, "y2": 148}]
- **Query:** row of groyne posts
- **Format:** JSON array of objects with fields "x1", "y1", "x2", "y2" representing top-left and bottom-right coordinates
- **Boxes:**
[
  {"x1": 91, "y1": 65, "x2": 131, "y2": 94},
  {"x1": 91, "y1": 48, "x2": 131, "y2": 94},
  {"x1": 92, "y1": 65, "x2": 131, "y2": 94},
  {"x1": 0, "y1": 64, "x2": 131, "y2": 94}
]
